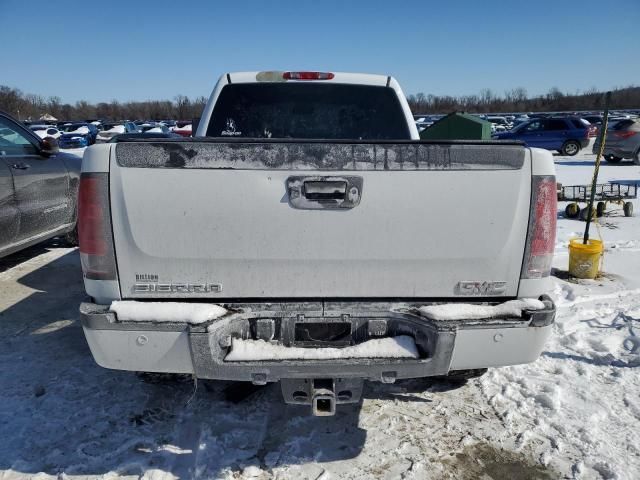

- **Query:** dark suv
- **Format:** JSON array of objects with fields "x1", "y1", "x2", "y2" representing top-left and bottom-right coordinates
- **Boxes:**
[
  {"x1": 0, "y1": 111, "x2": 80, "y2": 257},
  {"x1": 494, "y1": 116, "x2": 595, "y2": 156}
]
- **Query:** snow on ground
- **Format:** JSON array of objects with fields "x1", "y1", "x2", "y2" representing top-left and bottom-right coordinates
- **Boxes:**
[
  {"x1": 0, "y1": 148, "x2": 638, "y2": 479},
  {"x1": 477, "y1": 149, "x2": 640, "y2": 479}
]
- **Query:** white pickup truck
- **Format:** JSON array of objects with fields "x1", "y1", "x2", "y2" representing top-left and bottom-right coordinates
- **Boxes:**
[{"x1": 79, "y1": 71, "x2": 557, "y2": 416}]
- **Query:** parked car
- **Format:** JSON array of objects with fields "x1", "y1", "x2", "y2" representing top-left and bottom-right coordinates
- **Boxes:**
[
  {"x1": 108, "y1": 132, "x2": 181, "y2": 142},
  {"x1": 0, "y1": 111, "x2": 79, "y2": 257},
  {"x1": 606, "y1": 116, "x2": 633, "y2": 129},
  {"x1": 593, "y1": 119, "x2": 640, "y2": 164},
  {"x1": 29, "y1": 125, "x2": 62, "y2": 139},
  {"x1": 486, "y1": 116, "x2": 512, "y2": 131},
  {"x1": 494, "y1": 116, "x2": 594, "y2": 156},
  {"x1": 58, "y1": 135, "x2": 89, "y2": 149},
  {"x1": 143, "y1": 125, "x2": 174, "y2": 134},
  {"x1": 78, "y1": 70, "x2": 557, "y2": 416},
  {"x1": 58, "y1": 132, "x2": 91, "y2": 149},
  {"x1": 582, "y1": 115, "x2": 603, "y2": 126},
  {"x1": 173, "y1": 123, "x2": 192, "y2": 137},
  {"x1": 58, "y1": 123, "x2": 99, "y2": 145},
  {"x1": 95, "y1": 122, "x2": 139, "y2": 143},
  {"x1": 138, "y1": 122, "x2": 162, "y2": 132}
]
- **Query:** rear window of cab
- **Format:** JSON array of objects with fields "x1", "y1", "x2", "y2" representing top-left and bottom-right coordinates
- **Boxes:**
[{"x1": 206, "y1": 83, "x2": 411, "y2": 140}]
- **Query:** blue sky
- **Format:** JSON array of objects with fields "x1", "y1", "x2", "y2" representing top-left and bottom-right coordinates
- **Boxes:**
[{"x1": 1, "y1": 0, "x2": 638, "y2": 103}]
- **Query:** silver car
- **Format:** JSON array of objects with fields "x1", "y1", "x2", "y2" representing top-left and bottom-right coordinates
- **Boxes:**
[{"x1": 593, "y1": 119, "x2": 640, "y2": 164}]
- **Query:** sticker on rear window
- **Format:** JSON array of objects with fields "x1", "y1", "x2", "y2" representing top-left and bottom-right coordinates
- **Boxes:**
[{"x1": 221, "y1": 118, "x2": 241, "y2": 136}]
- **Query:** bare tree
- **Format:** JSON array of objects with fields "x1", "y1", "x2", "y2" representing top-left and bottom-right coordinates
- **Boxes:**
[{"x1": 2, "y1": 84, "x2": 638, "y2": 121}]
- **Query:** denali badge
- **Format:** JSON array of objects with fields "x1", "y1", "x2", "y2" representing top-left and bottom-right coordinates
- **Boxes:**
[
  {"x1": 455, "y1": 281, "x2": 507, "y2": 296},
  {"x1": 134, "y1": 283, "x2": 223, "y2": 294},
  {"x1": 135, "y1": 273, "x2": 158, "y2": 282}
]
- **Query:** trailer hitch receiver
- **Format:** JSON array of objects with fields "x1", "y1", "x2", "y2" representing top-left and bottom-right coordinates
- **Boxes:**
[{"x1": 311, "y1": 379, "x2": 336, "y2": 416}]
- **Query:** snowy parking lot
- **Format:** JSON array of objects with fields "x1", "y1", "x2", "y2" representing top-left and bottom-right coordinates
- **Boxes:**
[{"x1": 0, "y1": 148, "x2": 639, "y2": 480}]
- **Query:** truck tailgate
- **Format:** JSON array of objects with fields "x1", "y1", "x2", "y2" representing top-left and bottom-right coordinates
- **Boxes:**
[{"x1": 110, "y1": 140, "x2": 531, "y2": 299}]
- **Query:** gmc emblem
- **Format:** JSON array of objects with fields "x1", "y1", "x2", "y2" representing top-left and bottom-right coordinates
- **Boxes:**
[{"x1": 455, "y1": 281, "x2": 507, "y2": 296}]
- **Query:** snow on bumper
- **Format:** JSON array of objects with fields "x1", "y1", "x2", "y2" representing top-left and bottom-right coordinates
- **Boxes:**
[{"x1": 79, "y1": 297, "x2": 555, "y2": 382}]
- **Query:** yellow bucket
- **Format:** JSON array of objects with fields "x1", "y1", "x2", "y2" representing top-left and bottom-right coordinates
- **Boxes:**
[{"x1": 568, "y1": 239, "x2": 603, "y2": 279}]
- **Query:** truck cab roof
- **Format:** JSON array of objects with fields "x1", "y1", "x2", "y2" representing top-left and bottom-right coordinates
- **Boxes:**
[
  {"x1": 197, "y1": 71, "x2": 418, "y2": 139},
  {"x1": 227, "y1": 71, "x2": 392, "y2": 86}
]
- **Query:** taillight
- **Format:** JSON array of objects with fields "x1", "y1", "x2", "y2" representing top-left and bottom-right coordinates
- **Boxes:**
[
  {"x1": 78, "y1": 172, "x2": 117, "y2": 280},
  {"x1": 614, "y1": 131, "x2": 637, "y2": 139},
  {"x1": 521, "y1": 176, "x2": 557, "y2": 279},
  {"x1": 283, "y1": 71, "x2": 335, "y2": 80}
]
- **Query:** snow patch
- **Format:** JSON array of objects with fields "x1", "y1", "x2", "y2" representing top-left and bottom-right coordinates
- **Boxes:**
[
  {"x1": 225, "y1": 335, "x2": 419, "y2": 361},
  {"x1": 418, "y1": 299, "x2": 545, "y2": 321},
  {"x1": 67, "y1": 126, "x2": 90, "y2": 134},
  {"x1": 109, "y1": 301, "x2": 227, "y2": 324},
  {"x1": 241, "y1": 465, "x2": 263, "y2": 477}
]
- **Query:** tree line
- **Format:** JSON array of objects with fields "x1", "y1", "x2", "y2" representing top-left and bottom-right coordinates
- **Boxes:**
[
  {"x1": 407, "y1": 85, "x2": 640, "y2": 114},
  {"x1": 0, "y1": 86, "x2": 208, "y2": 121},
  {"x1": 1, "y1": 84, "x2": 639, "y2": 122}
]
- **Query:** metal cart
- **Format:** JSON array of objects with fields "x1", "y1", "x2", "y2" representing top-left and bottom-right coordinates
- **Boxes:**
[{"x1": 557, "y1": 182, "x2": 637, "y2": 220}]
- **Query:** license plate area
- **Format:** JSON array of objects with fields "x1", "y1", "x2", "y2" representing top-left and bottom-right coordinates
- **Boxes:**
[
  {"x1": 294, "y1": 320, "x2": 352, "y2": 347},
  {"x1": 247, "y1": 315, "x2": 401, "y2": 349}
]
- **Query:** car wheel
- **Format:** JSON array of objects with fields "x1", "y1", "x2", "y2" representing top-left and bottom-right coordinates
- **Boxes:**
[
  {"x1": 136, "y1": 372, "x2": 192, "y2": 384},
  {"x1": 561, "y1": 140, "x2": 580, "y2": 156},
  {"x1": 605, "y1": 155, "x2": 622, "y2": 163},
  {"x1": 634, "y1": 150, "x2": 640, "y2": 165},
  {"x1": 624, "y1": 202, "x2": 634, "y2": 217},
  {"x1": 565, "y1": 203, "x2": 580, "y2": 218},
  {"x1": 596, "y1": 201, "x2": 606, "y2": 217},
  {"x1": 64, "y1": 224, "x2": 78, "y2": 246}
]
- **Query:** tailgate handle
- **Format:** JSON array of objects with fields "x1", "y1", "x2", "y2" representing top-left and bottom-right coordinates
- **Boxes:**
[
  {"x1": 303, "y1": 181, "x2": 347, "y2": 200},
  {"x1": 287, "y1": 176, "x2": 363, "y2": 210}
]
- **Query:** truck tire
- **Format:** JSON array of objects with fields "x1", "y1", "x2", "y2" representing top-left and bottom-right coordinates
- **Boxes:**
[
  {"x1": 565, "y1": 203, "x2": 580, "y2": 218},
  {"x1": 605, "y1": 155, "x2": 622, "y2": 163},
  {"x1": 561, "y1": 140, "x2": 580, "y2": 156},
  {"x1": 136, "y1": 372, "x2": 192, "y2": 384},
  {"x1": 596, "y1": 201, "x2": 606, "y2": 218},
  {"x1": 443, "y1": 369, "x2": 488, "y2": 382},
  {"x1": 64, "y1": 225, "x2": 78, "y2": 246},
  {"x1": 624, "y1": 202, "x2": 634, "y2": 217}
]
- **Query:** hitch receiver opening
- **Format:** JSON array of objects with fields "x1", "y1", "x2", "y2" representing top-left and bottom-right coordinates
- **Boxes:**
[{"x1": 311, "y1": 379, "x2": 336, "y2": 416}]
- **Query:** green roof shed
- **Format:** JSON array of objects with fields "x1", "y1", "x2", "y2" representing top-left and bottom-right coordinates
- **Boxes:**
[{"x1": 420, "y1": 112, "x2": 492, "y2": 140}]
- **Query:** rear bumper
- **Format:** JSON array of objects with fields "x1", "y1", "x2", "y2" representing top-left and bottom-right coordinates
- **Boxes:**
[{"x1": 79, "y1": 297, "x2": 555, "y2": 383}]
